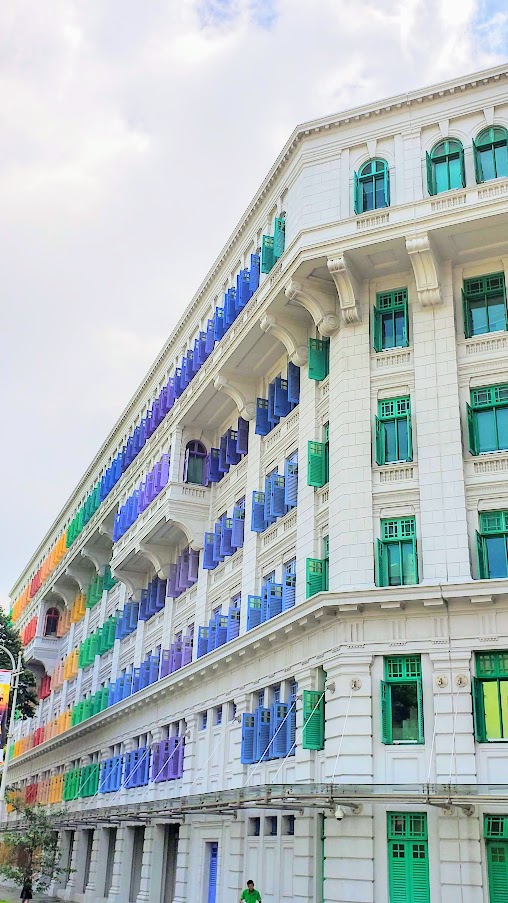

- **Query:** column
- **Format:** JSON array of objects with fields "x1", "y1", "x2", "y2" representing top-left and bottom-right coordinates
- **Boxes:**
[
  {"x1": 429, "y1": 652, "x2": 477, "y2": 784},
  {"x1": 293, "y1": 813, "x2": 318, "y2": 902},
  {"x1": 107, "y1": 824, "x2": 135, "y2": 902},
  {"x1": 438, "y1": 812, "x2": 484, "y2": 903},
  {"x1": 239, "y1": 412, "x2": 264, "y2": 632},
  {"x1": 84, "y1": 827, "x2": 109, "y2": 903},
  {"x1": 64, "y1": 829, "x2": 87, "y2": 900},
  {"x1": 172, "y1": 821, "x2": 192, "y2": 903},
  {"x1": 293, "y1": 668, "x2": 319, "y2": 783},
  {"x1": 294, "y1": 349, "x2": 322, "y2": 607},
  {"x1": 49, "y1": 830, "x2": 71, "y2": 897},
  {"x1": 227, "y1": 816, "x2": 245, "y2": 901},
  {"x1": 135, "y1": 825, "x2": 157, "y2": 903},
  {"x1": 180, "y1": 715, "x2": 197, "y2": 794}
]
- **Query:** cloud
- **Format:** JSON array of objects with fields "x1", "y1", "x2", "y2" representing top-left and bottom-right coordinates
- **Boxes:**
[{"x1": 0, "y1": 0, "x2": 505, "y2": 603}]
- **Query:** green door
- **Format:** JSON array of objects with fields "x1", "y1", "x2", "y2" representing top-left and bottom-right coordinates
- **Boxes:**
[
  {"x1": 388, "y1": 840, "x2": 430, "y2": 903},
  {"x1": 487, "y1": 841, "x2": 508, "y2": 902}
]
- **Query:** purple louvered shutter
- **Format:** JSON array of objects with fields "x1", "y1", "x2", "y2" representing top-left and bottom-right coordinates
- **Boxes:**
[
  {"x1": 173, "y1": 641, "x2": 183, "y2": 671},
  {"x1": 182, "y1": 636, "x2": 193, "y2": 665},
  {"x1": 180, "y1": 550, "x2": 192, "y2": 589},
  {"x1": 208, "y1": 448, "x2": 221, "y2": 482},
  {"x1": 160, "y1": 453, "x2": 170, "y2": 487},
  {"x1": 166, "y1": 377, "x2": 175, "y2": 409},
  {"x1": 174, "y1": 367, "x2": 183, "y2": 397},
  {"x1": 218, "y1": 434, "x2": 230, "y2": 473},
  {"x1": 174, "y1": 737, "x2": 185, "y2": 779},
  {"x1": 167, "y1": 563, "x2": 177, "y2": 597},
  {"x1": 145, "y1": 471, "x2": 155, "y2": 505},
  {"x1": 203, "y1": 533, "x2": 216, "y2": 569},
  {"x1": 236, "y1": 417, "x2": 249, "y2": 455},
  {"x1": 160, "y1": 649, "x2": 171, "y2": 678},
  {"x1": 159, "y1": 386, "x2": 168, "y2": 417},
  {"x1": 155, "y1": 578, "x2": 166, "y2": 611},
  {"x1": 232, "y1": 506, "x2": 245, "y2": 548},
  {"x1": 151, "y1": 741, "x2": 162, "y2": 781},
  {"x1": 213, "y1": 523, "x2": 224, "y2": 563},
  {"x1": 189, "y1": 548, "x2": 199, "y2": 583},
  {"x1": 220, "y1": 518, "x2": 233, "y2": 556}
]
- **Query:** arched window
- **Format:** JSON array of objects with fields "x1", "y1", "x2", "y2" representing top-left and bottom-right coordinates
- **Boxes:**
[
  {"x1": 354, "y1": 159, "x2": 390, "y2": 214},
  {"x1": 426, "y1": 140, "x2": 465, "y2": 195},
  {"x1": 184, "y1": 441, "x2": 207, "y2": 485},
  {"x1": 474, "y1": 127, "x2": 508, "y2": 183},
  {"x1": 44, "y1": 607, "x2": 60, "y2": 637}
]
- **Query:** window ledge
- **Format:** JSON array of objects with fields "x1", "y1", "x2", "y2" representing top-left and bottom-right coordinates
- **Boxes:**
[
  {"x1": 468, "y1": 451, "x2": 508, "y2": 477},
  {"x1": 462, "y1": 331, "x2": 508, "y2": 359}
]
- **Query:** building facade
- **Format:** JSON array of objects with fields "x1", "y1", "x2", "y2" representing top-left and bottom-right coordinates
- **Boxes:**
[{"x1": 4, "y1": 64, "x2": 508, "y2": 903}]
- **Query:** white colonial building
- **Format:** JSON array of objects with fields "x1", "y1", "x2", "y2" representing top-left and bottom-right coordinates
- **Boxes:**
[{"x1": 4, "y1": 63, "x2": 508, "y2": 903}]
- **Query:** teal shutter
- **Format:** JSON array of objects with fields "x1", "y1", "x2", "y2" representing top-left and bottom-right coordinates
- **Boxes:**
[
  {"x1": 384, "y1": 165, "x2": 390, "y2": 206},
  {"x1": 353, "y1": 171, "x2": 361, "y2": 214},
  {"x1": 308, "y1": 338, "x2": 330, "y2": 381},
  {"x1": 261, "y1": 235, "x2": 274, "y2": 274},
  {"x1": 459, "y1": 146, "x2": 466, "y2": 187},
  {"x1": 473, "y1": 139, "x2": 484, "y2": 184},
  {"x1": 472, "y1": 676, "x2": 486, "y2": 742},
  {"x1": 416, "y1": 679, "x2": 424, "y2": 744},
  {"x1": 487, "y1": 841, "x2": 508, "y2": 903},
  {"x1": 373, "y1": 306, "x2": 382, "y2": 352},
  {"x1": 476, "y1": 531, "x2": 488, "y2": 579},
  {"x1": 376, "y1": 539, "x2": 388, "y2": 587},
  {"x1": 308, "y1": 441, "x2": 327, "y2": 487},
  {"x1": 381, "y1": 680, "x2": 392, "y2": 744},
  {"x1": 302, "y1": 690, "x2": 324, "y2": 750},
  {"x1": 409, "y1": 536, "x2": 418, "y2": 585},
  {"x1": 306, "y1": 558, "x2": 326, "y2": 598},
  {"x1": 273, "y1": 217, "x2": 285, "y2": 261},
  {"x1": 409, "y1": 843, "x2": 430, "y2": 902},
  {"x1": 406, "y1": 408, "x2": 413, "y2": 462},
  {"x1": 466, "y1": 403, "x2": 478, "y2": 455},
  {"x1": 375, "y1": 417, "x2": 384, "y2": 465},
  {"x1": 425, "y1": 152, "x2": 436, "y2": 196},
  {"x1": 388, "y1": 842, "x2": 409, "y2": 903},
  {"x1": 462, "y1": 289, "x2": 472, "y2": 339}
]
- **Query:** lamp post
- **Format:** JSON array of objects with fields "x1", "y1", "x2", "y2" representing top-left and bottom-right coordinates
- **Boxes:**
[{"x1": 0, "y1": 648, "x2": 23, "y2": 803}]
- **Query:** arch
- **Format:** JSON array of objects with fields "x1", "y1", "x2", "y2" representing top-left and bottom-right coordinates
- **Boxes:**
[
  {"x1": 354, "y1": 158, "x2": 390, "y2": 214},
  {"x1": 426, "y1": 139, "x2": 465, "y2": 195},
  {"x1": 474, "y1": 126, "x2": 508, "y2": 183},
  {"x1": 184, "y1": 440, "x2": 208, "y2": 486},
  {"x1": 43, "y1": 607, "x2": 60, "y2": 637}
]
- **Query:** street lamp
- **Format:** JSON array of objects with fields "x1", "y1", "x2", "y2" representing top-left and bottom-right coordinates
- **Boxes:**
[{"x1": 0, "y1": 648, "x2": 23, "y2": 803}]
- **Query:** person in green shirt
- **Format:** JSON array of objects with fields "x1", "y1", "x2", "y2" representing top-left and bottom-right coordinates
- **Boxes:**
[{"x1": 240, "y1": 879, "x2": 262, "y2": 902}]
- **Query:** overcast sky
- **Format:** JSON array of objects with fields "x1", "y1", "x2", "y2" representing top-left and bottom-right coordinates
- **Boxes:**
[{"x1": 1, "y1": 0, "x2": 507, "y2": 608}]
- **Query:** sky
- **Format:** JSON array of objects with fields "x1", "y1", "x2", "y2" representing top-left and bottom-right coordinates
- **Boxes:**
[{"x1": 1, "y1": 0, "x2": 507, "y2": 608}]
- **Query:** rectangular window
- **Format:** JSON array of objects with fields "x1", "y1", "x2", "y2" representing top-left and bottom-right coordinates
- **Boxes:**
[
  {"x1": 467, "y1": 384, "x2": 508, "y2": 455},
  {"x1": 265, "y1": 816, "x2": 278, "y2": 836},
  {"x1": 485, "y1": 815, "x2": 508, "y2": 903},
  {"x1": 306, "y1": 536, "x2": 329, "y2": 598},
  {"x1": 472, "y1": 651, "x2": 508, "y2": 742},
  {"x1": 308, "y1": 423, "x2": 329, "y2": 488},
  {"x1": 377, "y1": 517, "x2": 418, "y2": 587},
  {"x1": 373, "y1": 289, "x2": 409, "y2": 352},
  {"x1": 308, "y1": 338, "x2": 330, "y2": 381},
  {"x1": 476, "y1": 511, "x2": 508, "y2": 579},
  {"x1": 375, "y1": 397, "x2": 413, "y2": 465},
  {"x1": 200, "y1": 711, "x2": 208, "y2": 730},
  {"x1": 302, "y1": 689, "x2": 325, "y2": 750},
  {"x1": 381, "y1": 656, "x2": 424, "y2": 745},
  {"x1": 214, "y1": 706, "x2": 222, "y2": 726},
  {"x1": 463, "y1": 272, "x2": 507, "y2": 338},
  {"x1": 387, "y1": 813, "x2": 429, "y2": 903}
]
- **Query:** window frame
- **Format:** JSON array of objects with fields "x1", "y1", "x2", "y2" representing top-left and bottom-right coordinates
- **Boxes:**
[
  {"x1": 375, "y1": 396, "x2": 413, "y2": 465},
  {"x1": 467, "y1": 383, "x2": 508, "y2": 456},
  {"x1": 476, "y1": 510, "x2": 508, "y2": 580},
  {"x1": 376, "y1": 517, "x2": 418, "y2": 587},
  {"x1": 473, "y1": 127, "x2": 508, "y2": 183},
  {"x1": 381, "y1": 656, "x2": 424, "y2": 745},
  {"x1": 462, "y1": 272, "x2": 507, "y2": 339},
  {"x1": 426, "y1": 139, "x2": 465, "y2": 196},
  {"x1": 472, "y1": 651, "x2": 508, "y2": 742},
  {"x1": 354, "y1": 158, "x2": 390, "y2": 214},
  {"x1": 373, "y1": 289, "x2": 409, "y2": 352}
]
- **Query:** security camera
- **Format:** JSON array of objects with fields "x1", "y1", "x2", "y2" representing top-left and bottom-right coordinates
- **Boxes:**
[{"x1": 334, "y1": 805, "x2": 344, "y2": 820}]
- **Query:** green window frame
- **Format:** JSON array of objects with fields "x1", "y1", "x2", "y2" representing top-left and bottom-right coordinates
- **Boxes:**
[
  {"x1": 426, "y1": 139, "x2": 465, "y2": 195},
  {"x1": 376, "y1": 517, "x2": 418, "y2": 587},
  {"x1": 467, "y1": 383, "x2": 508, "y2": 455},
  {"x1": 302, "y1": 690, "x2": 325, "y2": 750},
  {"x1": 354, "y1": 158, "x2": 390, "y2": 214},
  {"x1": 375, "y1": 397, "x2": 413, "y2": 465},
  {"x1": 381, "y1": 656, "x2": 424, "y2": 745},
  {"x1": 373, "y1": 289, "x2": 409, "y2": 352},
  {"x1": 472, "y1": 651, "x2": 508, "y2": 742},
  {"x1": 485, "y1": 816, "x2": 508, "y2": 902},
  {"x1": 476, "y1": 511, "x2": 508, "y2": 580},
  {"x1": 306, "y1": 536, "x2": 329, "y2": 598},
  {"x1": 462, "y1": 272, "x2": 507, "y2": 338},
  {"x1": 387, "y1": 813, "x2": 429, "y2": 903},
  {"x1": 473, "y1": 127, "x2": 508, "y2": 184},
  {"x1": 308, "y1": 423, "x2": 329, "y2": 487},
  {"x1": 308, "y1": 338, "x2": 330, "y2": 381}
]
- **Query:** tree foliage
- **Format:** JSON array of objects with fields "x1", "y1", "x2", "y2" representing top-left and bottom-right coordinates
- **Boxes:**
[
  {"x1": 0, "y1": 610, "x2": 37, "y2": 722},
  {"x1": 0, "y1": 796, "x2": 68, "y2": 892}
]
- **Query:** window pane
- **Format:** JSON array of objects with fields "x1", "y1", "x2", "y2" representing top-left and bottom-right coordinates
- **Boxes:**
[
  {"x1": 387, "y1": 543, "x2": 402, "y2": 585},
  {"x1": 497, "y1": 407, "x2": 508, "y2": 450},
  {"x1": 362, "y1": 180, "x2": 374, "y2": 212},
  {"x1": 401, "y1": 540, "x2": 417, "y2": 585},
  {"x1": 434, "y1": 160, "x2": 449, "y2": 193},
  {"x1": 476, "y1": 409, "x2": 498, "y2": 452},
  {"x1": 384, "y1": 421, "x2": 397, "y2": 463},
  {"x1": 448, "y1": 155, "x2": 462, "y2": 188},
  {"x1": 375, "y1": 174, "x2": 385, "y2": 208},
  {"x1": 487, "y1": 295, "x2": 507, "y2": 333},
  {"x1": 494, "y1": 144, "x2": 508, "y2": 178},
  {"x1": 479, "y1": 147, "x2": 496, "y2": 181},
  {"x1": 469, "y1": 299, "x2": 489, "y2": 335},
  {"x1": 500, "y1": 680, "x2": 508, "y2": 739},
  {"x1": 391, "y1": 682, "x2": 419, "y2": 742},
  {"x1": 483, "y1": 681, "x2": 502, "y2": 739},
  {"x1": 485, "y1": 536, "x2": 508, "y2": 578},
  {"x1": 187, "y1": 454, "x2": 204, "y2": 484},
  {"x1": 381, "y1": 311, "x2": 395, "y2": 349},
  {"x1": 397, "y1": 418, "x2": 409, "y2": 461},
  {"x1": 394, "y1": 309, "x2": 406, "y2": 347}
]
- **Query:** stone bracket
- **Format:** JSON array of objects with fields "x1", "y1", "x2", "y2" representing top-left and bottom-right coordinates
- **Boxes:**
[
  {"x1": 285, "y1": 277, "x2": 340, "y2": 336},
  {"x1": 259, "y1": 314, "x2": 308, "y2": 366},
  {"x1": 406, "y1": 232, "x2": 443, "y2": 307},
  {"x1": 214, "y1": 373, "x2": 257, "y2": 421},
  {"x1": 327, "y1": 254, "x2": 362, "y2": 324},
  {"x1": 80, "y1": 545, "x2": 111, "y2": 575},
  {"x1": 111, "y1": 569, "x2": 146, "y2": 601},
  {"x1": 138, "y1": 543, "x2": 174, "y2": 580},
  {"x1": 65, "y1": 564, "x2": 93, "y2": 593}
]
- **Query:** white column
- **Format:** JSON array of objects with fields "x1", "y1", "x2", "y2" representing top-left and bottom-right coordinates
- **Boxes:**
[
  {"x1": 107, "y1": 824, "x2": 134, "y2": 903},
  {"x1": 438, "y1": 812, "x2": 484, "y2": 903},
  {"x1": 135, "y1": 825, "x2": 158, "y2": 903},
  {"x1": 84, "y1": 827, "x2": 108, "y2": 903},
  {"x1": 172, "y1": 821, "x2": 191, "y2": 903},
  {"x1": 64, "y1": 829, "x2": 87, "y2": 900},
  {"x1": 430, "y1": 652, "x2": 477, "y2": 784}
]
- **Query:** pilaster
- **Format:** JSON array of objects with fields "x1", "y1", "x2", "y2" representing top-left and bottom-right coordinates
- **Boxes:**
[
  {"x1": 84, "y1": 827, "x2": 108, "y2": 903},
  {"x1": 171, "y1": 820, "x2": 191, "y2": 903},
  {"x1": 107, "y1": 824, "x2": 135, "y2": 903}
]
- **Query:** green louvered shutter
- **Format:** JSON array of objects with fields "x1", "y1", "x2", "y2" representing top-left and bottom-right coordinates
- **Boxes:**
[
  {"x1": 308, "y1": 441, "x2": 327, "y2": 487},
  {"x1": 302, "y1": 690, "x2": 324, "y2": 750},
  {"x1": 261, "y1": 235, "x2": 274, "y2": 274},
  {"x1": 472, "y1": 676, "x2": 487, "y2": 742},
  {"x1": 487, "y1": 842, "x2": 508, "y2": 903},
  {"x1": 372, "y1": 305, "x2": 382, "y2": 352},
  {"x1": 425, "y1": 152, "x2": 436, "y2": 197},
  {"x1": 375, "y1": 417, "x2": 384, "y2": 465},
  {"x1": 380, "y1": 680, "x2": 392, "y2": 744},
  {"x1": 306, "y1": 558, "x2": 326, "y2": 598},
  {"x1": 462, "y1": 289, "x2": 472, "y2": 339},
  {"x1": 410, "y1": 843, "x2": 430, "y2": 902},
  {"x1": 388, "y1": 843, "x2": 409, "y2": 903},
  {"x1": 308, "y1": 338, "x2": 330, "y2": 381},
  {"x1": 476, "y1": 531, "x2": 488, "y2": 580},
  {"x1": 353, "y1": 171, "x2": 361, "y2": 214},
  {"x1": 467, "y1": 403, "x2": 478, "y2": 455},
  {"x1": 458, "y1": 146, "x2": 466, "y2": 188},
  {"x1": 376, "y1": 539, "x2": 388, "y2": 587},
  {"x1": 273, "y1": 217, "x2": 285, "y2": 261},
  {"x1": 473, "y1": 139, "x2": 484, "y2": 184},
  {"x1": 416, "y1": 679, "x2": 424, "y2": 744}
]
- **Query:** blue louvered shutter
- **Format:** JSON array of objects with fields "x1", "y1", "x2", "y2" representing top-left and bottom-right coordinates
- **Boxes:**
[
  {"x1": 214, "y1": 307, "x2": 225, "y2": 341},
  {"x1": 216, "y1": 615, "x2": 228, "y2": 648},
  {"x1": 251, "y1": 491, "x2": 266, "y2": 532},
  {"x1": 218, "y1": 434, "x2": 230, "y2": 473},
  {"x1": 220, "y1": 517, "x2": 233, "y2": 556},
  {"x1": 270, "y1": 474, "x2": 286, "y2": 517},
  {"x1": 224, "y1": 288, "x2": 237, "y2": 328},
  {"x1": 193, "y1": 337, "x2": 202, "y2": 370},
  {"x1": 284, "y1": 457, "x2": 298, "y2": 507},
  {"x1": 264, "y1": 476, "x2": 276, "y2": 525},
  {"x1": 226, "y1": 429, "x2": 241, "y2": 465},
  {"x1": 267, "y1": 381, "x2": 279, "y2": 427},
  {"x1": 261, "y1": 584, "x2": 269, "y2": 622},
  {"x1": 241, "y1": 714, "x2": 256, "y2": 763},
  {"x1": 197, "y1": 626, "x2": 209, "y2": 657},
  {"x1": 255, "y1": 706, "x2": 272, "y2": 760},
  {"x1": 267, "y1": 583, "x2": 283, "y2": 619},
  {"x1": 139, "y1": 588, "x2": 148, "y2": 621},
  {"x1": 213, "y1": 522, "x2": 224, "y2": 563},
  {"x1": 174, "y1": 367, "x2": 183, "y2": 397},
  {"x1": 205, "y1": 319, "x2": 215, "y2": 354},
  {"x1": 207, "y1": 617, "x2": 217, "y2": 653},
  {"x1": 231, "y1": 506, "x2": 245, "y2": 548},
  {"x1": 287, "y1": 361, "x2": 300, "y2": 406},
  {"x1": 203, "y1": 533, "x2": 216, "y2": 570},
  {"x1": 274, "y1": 376, "x2": 291, "y2": 417},
  {"x1": 283, "y1": 574, "x2": 296, "y2": 610},
  {"x1": 227, "y1": 606, "x2": 240, "y2": 641},
  {"x1": 271, "y1": 702, "x2": 290, "y2": 757},
  {"x1": 237, "y1": 268, "x2": 251, "y2": 308},
  {"x1": 208, "y1": 448, "x2": 222, "y2": 482},
  {"x1": 236, "y1": 417, "x2": 249, "y2": 455},
  {"x1": 180, "y1": 356, "x2": 189, "y2": 389},
  {"x1": 255, "y1": 398, "x2": 270, "y2": 436},
  {"x1": 249, "y1": 252, "x2": 260, "y2": 292},
  {"x1": 111, "y1": 755, "x2": 123, "y2": 791},
  {"x1": 247, "y1": 595, "x2": 262, "y2": 630}
]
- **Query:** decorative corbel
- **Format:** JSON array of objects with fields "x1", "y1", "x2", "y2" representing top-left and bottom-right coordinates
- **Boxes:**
[
  {"x1": 405, "y1": 232, "x2": 442, "y2": 307},
  {"x1": 65, "y1": 564, "x2": 93, "y2": 593},
  {"x1": 259, "y1": 314, "x2": 308, "y2": 366},
  {"x1": 80, "y1": 545, "x2": 112, "y2": 575},
  {"x1": 327, "y1": 254, "x2": 362, "y2": 324},
  {"x1": 111, "y1": 568, "x2": 145, "y2": 601},
  {"x1": 138, "y1": 543, "x2": 173, "y2": 580},
  {"x1": 213, "y1": 373, "x2": 257, "y2": 421},
  {"x1": 285, "y1": 278, "x2": 340, "y2": 337},
  {"x1": 50, "y1": 586, "x2": 75, "y2": 609}
]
